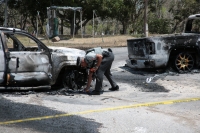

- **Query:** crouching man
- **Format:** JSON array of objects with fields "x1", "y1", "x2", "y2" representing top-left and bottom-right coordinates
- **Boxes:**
[{"x1": 77, "y1": 47, "x2": 119, "y2": 95}]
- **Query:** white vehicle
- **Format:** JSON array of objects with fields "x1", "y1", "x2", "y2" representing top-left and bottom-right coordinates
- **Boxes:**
[{"x1": 0, "y1": 27, "x2": 87, "y2": 90}]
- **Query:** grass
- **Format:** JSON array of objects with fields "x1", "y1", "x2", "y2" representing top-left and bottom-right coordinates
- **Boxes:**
[
  {"x1": 13, "y1": 34, "x2": 134, "y2": 50},
  {"x1": 40, "y1": 35, "x2": 133, "y2": 50}
]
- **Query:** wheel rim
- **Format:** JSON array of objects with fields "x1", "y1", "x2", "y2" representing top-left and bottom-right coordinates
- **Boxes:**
[
  {"x1": 175, "y1": 53, "x2": 194, "y2": 72},
  {"x1": 62, "y1": 71, "x2": 77, "y2": 90}
]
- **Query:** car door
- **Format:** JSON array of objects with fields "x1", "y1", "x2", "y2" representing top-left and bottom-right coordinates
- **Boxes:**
[
  {"x1": 0, "y1": 32, "x2": 6, "y2": 85},
  {"x1": 6, "y1": 32, "x2": 52, "y2": 86}
]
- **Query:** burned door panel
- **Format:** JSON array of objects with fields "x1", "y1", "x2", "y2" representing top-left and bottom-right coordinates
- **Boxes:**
[
  {"x1": 8, "y1": 51, "x2": 51, "y2": 86},
  {"x1": 8, "y1": 72, "x2": 50, "y2": 86}
]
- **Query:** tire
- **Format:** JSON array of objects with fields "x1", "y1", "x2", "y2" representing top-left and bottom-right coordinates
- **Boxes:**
[
  {"x1": 62, "y1": 70, "x2": 78, "y2": 91},
  {"x1": 62, "y1": 70, "x2": 87, "y2": 91},
  {"x1": 174, "y1": 52, "x2": 195, "y2": 72}
]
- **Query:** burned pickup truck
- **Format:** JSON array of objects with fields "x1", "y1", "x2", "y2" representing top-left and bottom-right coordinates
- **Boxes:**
[
  {"x1": 126, "y1": 14, "x2": 200, "y2": 72},
  {"x1": 0, "y1": 27, "x2": 87, "y2": 90}
]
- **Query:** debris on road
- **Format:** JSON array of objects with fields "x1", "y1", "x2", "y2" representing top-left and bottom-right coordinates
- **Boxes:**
[{"x1": 146, "y1": 75, "x2": 159, "y2": 83}]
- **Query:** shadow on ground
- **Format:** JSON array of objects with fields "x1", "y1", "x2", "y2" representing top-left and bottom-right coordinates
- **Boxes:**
[
  {"x1": 0, "y1": 96, "x2": 101, "y2": 133},
  {"x1": 113, "y1": 66, "x2": 170, "y2": 92}
]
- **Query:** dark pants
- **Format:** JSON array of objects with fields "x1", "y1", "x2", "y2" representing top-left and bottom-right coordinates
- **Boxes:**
[{"x1": 95, "y1": 51, "x2": 117, "y2": 91}]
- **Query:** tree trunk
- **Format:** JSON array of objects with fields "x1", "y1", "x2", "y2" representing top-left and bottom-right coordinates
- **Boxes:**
[
  {"x1": 61, "y1": 19, "x2": 63, "y2": 35},
  {"x1": 31, "y1": 17, "x2": 36, "y2": 32},
  {"x1": 22, "y1": 16, "x2": 27, "y2": 30},
  {"x1": 171, "y1": 22, "x2": 178, "y2": 33},
  {"x1": 40, "y1": 19, "x2": 44, "y2": 34},
  {"x1": 75, "y1": 23, "x2": 80, "y2": 35},
  {"x1": 14, "y1": 16, "x2": 16, "y2": 27},
  {"x1": 70, "y1": 18, "x2": 90, "y2": 36},
  {"x1": 122, "y1": 21, "x2": 127, "y2": 34},
  {"x1": 20, "y1": 16, "x2": 23, "y2": 29},
  {"x1": 70, "y1": 20, "x2": 73, "y2": 35}
]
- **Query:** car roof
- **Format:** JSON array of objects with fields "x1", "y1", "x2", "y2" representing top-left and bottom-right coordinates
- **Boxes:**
[
  {"x1": 0, "y1": 27, "x2": 25, "y2": 32},
  {"x1": 188, "y1": 14, "x2": 200, "y2": 20}
]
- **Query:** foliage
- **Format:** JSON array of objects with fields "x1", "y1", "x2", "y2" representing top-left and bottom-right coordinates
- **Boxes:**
[
  {"x1": 148, "y1": 16, "x2": 170, "y2": 34},
  {"x1": 103, "y1": 0, "x2": 145, "y2": 34},
  {"x1": 168, "y1": 0, "x2": 200, "y2": 32},
  {"x1": 2, "y1": 0, "x2": 200, "y2": 35},
  {"x1": 51, "y1": 0, "x2": 106, "y2": 35}
]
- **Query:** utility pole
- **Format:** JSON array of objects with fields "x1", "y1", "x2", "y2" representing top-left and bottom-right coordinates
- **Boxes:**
[
  {"x1": 144, "y1": 0, "x2": 148, "y2": 37},
  {"x1": 93, "y1": 10, "x2": 95, "y2": 43},
  {"x1": 36, "y1": 11, "x2": 39, "y2": 38},
  {"x1": 4, "y1": 0, "x2": 8, "y2": 27}
]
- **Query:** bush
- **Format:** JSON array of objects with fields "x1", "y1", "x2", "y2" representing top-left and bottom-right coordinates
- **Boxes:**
[{"x1": 148, "y1": 17, "x2": 171, "y2": 34}]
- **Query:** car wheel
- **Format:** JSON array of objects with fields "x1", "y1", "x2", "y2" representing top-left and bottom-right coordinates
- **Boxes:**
[
  {"x1": 62, "y1": 70, "x2": 78, "y2": 91},
  {"x1": 174, "y1": 52, "x2": 194, "y2": 72}
]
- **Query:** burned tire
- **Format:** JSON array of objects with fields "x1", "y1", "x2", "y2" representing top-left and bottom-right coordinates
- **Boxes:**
[
  {"x1": 174, "y1": 52, "x2": 194, "y2": 72},
  {"x1": 62, "y1": 70, "x2": 87, "y2": 91},
  {"x1": 62, "y1": 70, "x2": 79, "y2": 91}
]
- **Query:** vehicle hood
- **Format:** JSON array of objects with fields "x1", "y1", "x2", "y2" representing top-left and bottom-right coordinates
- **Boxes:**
[{"x1": 48, "y1": 46, "x2": 86, "y2": 57}]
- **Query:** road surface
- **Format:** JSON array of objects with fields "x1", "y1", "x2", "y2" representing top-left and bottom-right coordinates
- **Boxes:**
[{"x1": 0, "y1": 47, "x2": 200, "y2": 133}]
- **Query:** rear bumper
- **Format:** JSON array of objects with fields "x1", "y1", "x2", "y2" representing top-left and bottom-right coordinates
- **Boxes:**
[{"x1": 126, "y1": 59, "x2": 156, "y2": 68}]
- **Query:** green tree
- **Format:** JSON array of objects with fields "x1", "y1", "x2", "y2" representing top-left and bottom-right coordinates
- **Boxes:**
[
  {"x1": 148, "y1": 16, "x2": 170, "y2": 34},
  {"x1": 102, "y1": 0, "x2": 145, "y2": 34},
  {"x1": 169, "y1": 0, "x2": 200, "y2": 33},
  {"x1": 129, "y1": 0, "x2": 146, "y2": 34},
  {"x1": 8, "y1": 0, "x2": 50, "y2": 33},
  {"x1": 54, "y1": 0, "x2": 103, "y2": 35},
  {"x1": 148, "y1": 0, "x2": 171, "y2": 34}
]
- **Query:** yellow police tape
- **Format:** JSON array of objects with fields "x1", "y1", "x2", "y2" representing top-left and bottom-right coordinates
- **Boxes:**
[{"x1": 0, "y1": 97, "x2": 200, "y2": 125}]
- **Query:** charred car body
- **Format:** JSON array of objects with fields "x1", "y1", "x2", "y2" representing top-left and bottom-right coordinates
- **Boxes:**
[
  {"x1": 0, "y1": 27, "x2": 87, "y2": 90},
  {"x1": 126, "y1": 14, "x2": 200, "y2": 72}
]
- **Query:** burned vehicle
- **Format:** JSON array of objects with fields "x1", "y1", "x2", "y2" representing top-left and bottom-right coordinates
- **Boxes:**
[
  {"x1": 0, "y1": 27, "x2": 87, "y2": 90},
  {"x1": 126, "y1": 14, "x2": 200, "y2": 72}
]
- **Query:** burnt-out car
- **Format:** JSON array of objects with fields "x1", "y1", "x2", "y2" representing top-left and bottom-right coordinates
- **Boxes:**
[
  {"x1": 0, "y1": 27, "x2": 87, "y2": 90},
  {"x1": 126, "y1": 14, "x2": 200, "y2": 72}
]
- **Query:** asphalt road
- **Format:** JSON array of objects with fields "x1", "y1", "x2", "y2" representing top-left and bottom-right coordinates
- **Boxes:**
[{"x1": 0, "y1": 47, "x2": 200, "y2": 133}]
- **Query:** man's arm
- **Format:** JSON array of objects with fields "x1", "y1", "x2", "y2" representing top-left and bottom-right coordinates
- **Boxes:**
[
  {"x1": 90, "y1": 54, "x2": 103, "y2": 72},
  {"x1": 95, "y1": 54, "x2": 103, "y2": 68},
  {"x1": 84, "y1": 54, "x2": 103, "y2": 91},
  {"x1": 84, "y1": 71, "x2": 93, "y2": 91}
]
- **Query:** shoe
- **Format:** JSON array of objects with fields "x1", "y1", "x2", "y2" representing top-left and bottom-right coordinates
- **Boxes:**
[
  {"x1": 83, "y1": 89, "x2": 90, "y2": 93},
  {"x1": 88, "y1": 90, "x2": 103, "y2": 95},
  {"x1": 109, "y1": 85, "x2": 119, "y2": 91}
]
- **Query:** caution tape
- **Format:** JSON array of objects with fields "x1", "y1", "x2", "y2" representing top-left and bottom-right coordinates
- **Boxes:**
[{"x1": 0, "y1": 97, "x2": 200, "y2": 125}]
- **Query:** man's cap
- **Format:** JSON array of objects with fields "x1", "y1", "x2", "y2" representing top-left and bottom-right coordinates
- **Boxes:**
[{"x1": 84, "y1": 56, "x2": 95, "y2": 68}]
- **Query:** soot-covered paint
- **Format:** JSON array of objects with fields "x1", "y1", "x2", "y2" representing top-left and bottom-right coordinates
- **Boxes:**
[
  {"x1": 126, "y1": 33, "x2": 200, "y2": 69},
  {"x1": 0, "y1": 28, "x2": 86, "y2": 89}
]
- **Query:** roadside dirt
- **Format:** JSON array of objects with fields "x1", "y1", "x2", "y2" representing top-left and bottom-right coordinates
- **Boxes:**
[{"x1": 42, "y1": 35, "x2": 133, "y2": 50}]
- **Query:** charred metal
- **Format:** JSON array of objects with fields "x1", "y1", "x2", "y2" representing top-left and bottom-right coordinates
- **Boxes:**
[
  {"x1": 126, "y1": 14, "x2": 200, "y2": 72},
  {"x1": 0, "y1": 27, "x2": 87, "y2": 90}
]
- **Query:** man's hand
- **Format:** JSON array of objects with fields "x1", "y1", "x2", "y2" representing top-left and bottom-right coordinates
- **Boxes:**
[
  {"x1": 90, "y1": 67, "x2": 98, "y2": 72},
  {"x1": 90, "y1": 54, "x2": 102, "y2": 73}
]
